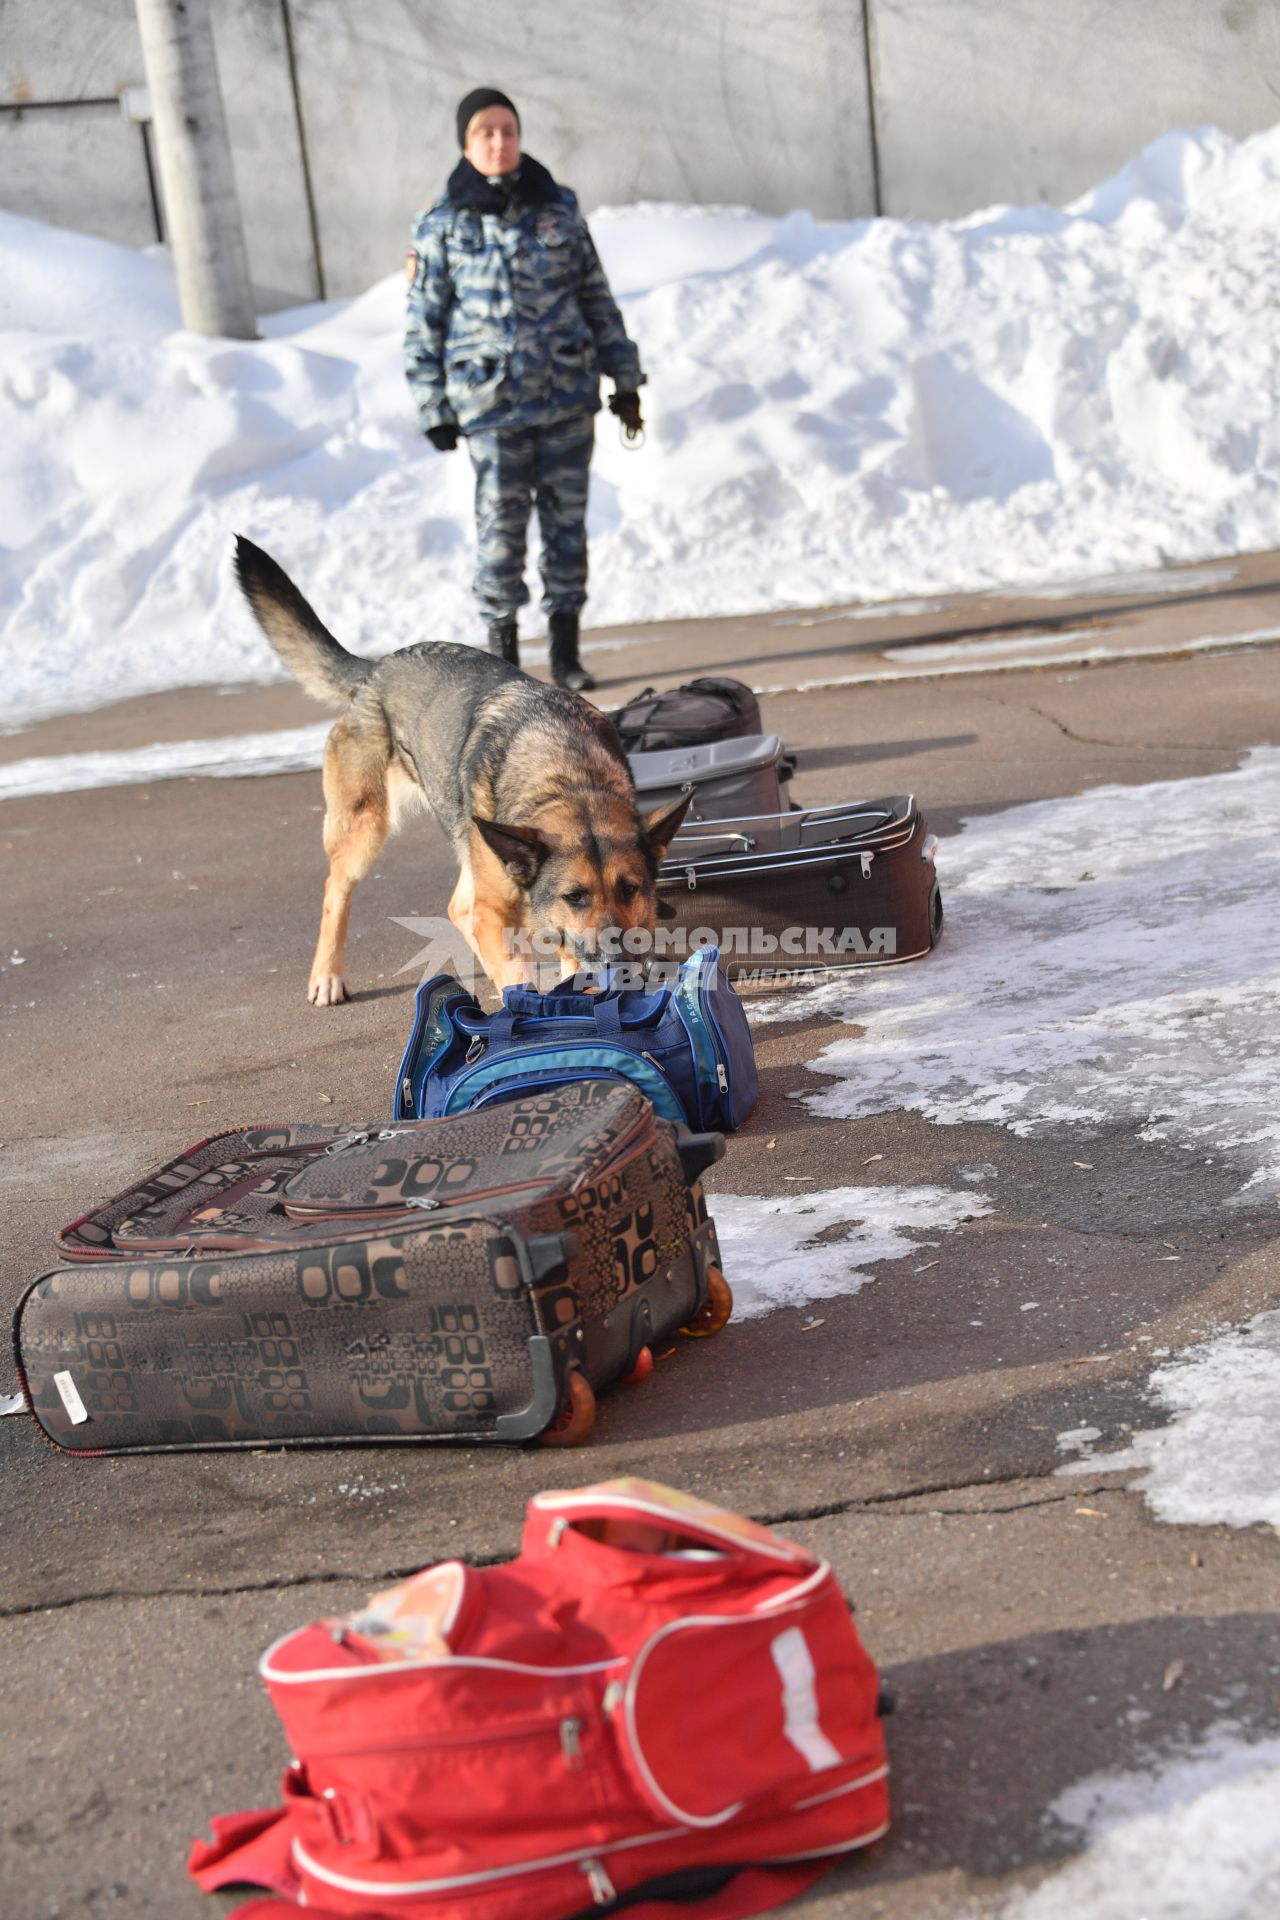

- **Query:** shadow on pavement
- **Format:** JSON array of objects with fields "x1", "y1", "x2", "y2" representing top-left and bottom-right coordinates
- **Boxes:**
[{"x1": 820, "y1": 1610, "x2": 1280, "y2": 1902}]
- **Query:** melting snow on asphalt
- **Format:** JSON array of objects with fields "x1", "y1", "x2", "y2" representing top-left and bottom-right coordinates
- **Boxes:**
[
  {"x1": 9, "y1": 122, "x2": 1280, "y2": 723},
  {"x1": 755, "y1": 745, "x2": 1280, "y2": 1199},
  {"x1": 701, "y1": 1184, "x2": 989, "y2": 1320},
  {"x1": 994, "y1": 1727, "x2": 1280, "y2": 1919},
  {"x1": 744, "y1": 745, "x2": 1280, "y2": 1515},
  {"x1": 1059, "y1": 1310, "x2": 1280, "y2": 1530}
]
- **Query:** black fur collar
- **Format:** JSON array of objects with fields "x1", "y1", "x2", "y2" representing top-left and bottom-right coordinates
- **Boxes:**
[{"x1": 445, "y1": 153, "x2": 561, "y2": 213}]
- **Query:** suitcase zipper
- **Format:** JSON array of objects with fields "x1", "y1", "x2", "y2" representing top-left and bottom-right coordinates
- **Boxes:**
[
  {"x1": 324, "y1": 1127, "x2": 418, "y2": 1158},
  {"x1": 287, "y1": 1106, "x2": 659, "y2": 1220},
  {"x1": 284, "y1": 1171, "x2": 563, "y2": 1220}
]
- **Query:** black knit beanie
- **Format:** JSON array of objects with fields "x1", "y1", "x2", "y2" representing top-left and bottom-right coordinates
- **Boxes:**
[{"x1": 456, "y1": 88, "x2": 519, "y2": 149}]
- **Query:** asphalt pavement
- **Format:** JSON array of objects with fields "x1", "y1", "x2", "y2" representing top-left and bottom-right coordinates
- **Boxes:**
[{"x1": 2, "y1": 580, "x2": 1278, "y2": 1920}]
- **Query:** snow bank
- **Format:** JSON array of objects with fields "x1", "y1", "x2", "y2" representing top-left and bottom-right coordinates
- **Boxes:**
[{"x1": 6, "y1": 122, "x2": 1280, "y2": 724}]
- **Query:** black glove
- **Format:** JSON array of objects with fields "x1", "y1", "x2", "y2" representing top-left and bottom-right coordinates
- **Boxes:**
[
  {"x1": 608, "y1": 391, "x2": 644, "y2": 435},
  {"x1": 426, "y1": 423, "x2": 459, "y2": 452}
]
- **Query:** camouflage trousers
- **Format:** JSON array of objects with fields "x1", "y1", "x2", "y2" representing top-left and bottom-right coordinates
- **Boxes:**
[{"x1": 465, "y1": 412, "x2": 595, "y2": 621}]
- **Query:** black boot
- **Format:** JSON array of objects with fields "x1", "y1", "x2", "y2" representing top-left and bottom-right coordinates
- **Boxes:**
[
  {"x1": 486, "y1": 617, "x2": 519, "y2": 666},
  {"x1": 548, "y1": 609, "x2": 595, "y2": 692}
]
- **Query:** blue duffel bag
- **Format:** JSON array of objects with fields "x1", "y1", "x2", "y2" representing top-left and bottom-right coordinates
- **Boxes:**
[{"x1": 393, "y1": 948, "x2": 758, "y2": 1132}]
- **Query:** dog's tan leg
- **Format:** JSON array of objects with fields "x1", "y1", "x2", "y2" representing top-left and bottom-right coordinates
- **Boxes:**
[
  {"x1": 447, "y1": 839, "x2": 537, "y2": 994},
  {"x1": 310, "y1": 718, "x2": 391, "y2": 1005},
  {"x1": 470, "y1": 906, "x2": 538, "y2": 991},
  {"x1": 445, "y1": 871, "x2": 487, "y2": 990},
  {"x1": 447, "y1": 884, "x2": 531, "y2": 994}
]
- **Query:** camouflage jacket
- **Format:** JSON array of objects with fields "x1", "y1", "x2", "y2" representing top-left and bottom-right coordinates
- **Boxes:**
[{"x1": 404, "y1": 154, "x2": 644, "y2": 436}]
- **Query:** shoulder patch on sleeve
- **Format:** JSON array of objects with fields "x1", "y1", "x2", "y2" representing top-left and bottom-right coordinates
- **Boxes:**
[{"x1": 405, "y1": 246, "x2": 420, "y2": 285}]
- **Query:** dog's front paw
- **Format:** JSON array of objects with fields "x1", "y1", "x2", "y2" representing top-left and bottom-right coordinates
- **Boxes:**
[{"x1": 309, "y1": 973, "x2": 350, "y2": 1006}]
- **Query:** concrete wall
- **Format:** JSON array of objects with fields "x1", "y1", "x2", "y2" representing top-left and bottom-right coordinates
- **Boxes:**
[
  {"x1": 287, "y1": 0, "x2": 876, "y2": 296},
  {"x1": 1, "y1": 0, "x2": 319, "y2": 304},
  {"x1": 871, "y1": 0, "x2": 1280, "y2": 217},
  {"x1": 3, "y1": 1, "x2": 1279, "y2": 309}
]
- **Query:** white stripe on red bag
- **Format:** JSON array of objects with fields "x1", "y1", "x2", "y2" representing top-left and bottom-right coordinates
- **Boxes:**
[{"x1": 771, "y1": 1627, "x2": 842, "y2": 1772}]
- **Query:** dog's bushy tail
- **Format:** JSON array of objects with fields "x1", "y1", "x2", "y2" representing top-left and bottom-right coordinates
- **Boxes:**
[{"x1": 234, "y1": 536, "x2": 370, "y2": 704}]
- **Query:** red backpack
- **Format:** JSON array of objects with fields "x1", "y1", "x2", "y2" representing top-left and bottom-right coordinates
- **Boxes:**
[{"x1": 190, "y1": 1479, "x2": 889, "y2": 1920}]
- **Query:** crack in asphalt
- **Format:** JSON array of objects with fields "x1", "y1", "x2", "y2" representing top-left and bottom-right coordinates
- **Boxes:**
[
  {"x1": 981, "y1": 689, "x2": 1231, "y2": 756},
  {"x1": 0, "y1": 1476, "x2": 1134, "y2": 1619}
]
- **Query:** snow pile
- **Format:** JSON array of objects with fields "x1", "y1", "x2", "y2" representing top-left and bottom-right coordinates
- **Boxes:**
[
  {"x1": 6, "y1": 122, "x2": 1280, "y2": 723},
  {"x1": 755, "y1": 746, "x2": 1280, "y2": 1198},
  {"x1": 1061, "y1": 1310, "x2": 1280, "y2": 1529},
  {"x1": 705, "y1": 1184, "x2": 989, "y2": 1320},
  {"x1": 998, "y1": 1728, "x2": 1280, "y2": 1918}
]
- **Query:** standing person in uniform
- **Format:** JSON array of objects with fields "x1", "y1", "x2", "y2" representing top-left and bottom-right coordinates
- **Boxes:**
[{"x1": 404, "y1": 87, "x2": 644, "y2": 692}]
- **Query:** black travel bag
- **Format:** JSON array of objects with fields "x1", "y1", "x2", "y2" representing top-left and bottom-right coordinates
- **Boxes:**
[
  {"x1": 13, "y1": 1083, "x2": 729, "y2": 1454},
  {"x1": 609, "y1": 676, "x2": 764, "y2": 752},
  {"x1": 656, "y1": 794, "x2": 943, "y2": 978}
]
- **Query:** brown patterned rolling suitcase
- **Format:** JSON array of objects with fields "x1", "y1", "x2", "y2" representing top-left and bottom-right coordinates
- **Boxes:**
[
  {"x1": 657, "y1": 794, "x2": 942, "y2": 979},
  {"x1": 13, "y1": 1083, "x2": 728, "y2": 1455}
]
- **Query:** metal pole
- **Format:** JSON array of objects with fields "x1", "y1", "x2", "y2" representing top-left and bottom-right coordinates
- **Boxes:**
[{"x1": 134, "y1": 0, "x2": 257, "y2": 338}]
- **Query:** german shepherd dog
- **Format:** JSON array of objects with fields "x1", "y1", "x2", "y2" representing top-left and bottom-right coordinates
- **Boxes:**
[{"x1": 233, "y1": 538, "x2": 691, "y2": 1003}]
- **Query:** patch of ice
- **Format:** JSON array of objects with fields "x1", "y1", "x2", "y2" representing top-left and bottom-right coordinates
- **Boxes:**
[
  {"x1": 991, "y1": 563, "x2": 1239, "y2": 601},
  {"x1": 762, "y1": 747, "x2": 1280, "y2": 1197},
  {"x1": 709, "y1": 1183, "x2": 990, "y2": 1319},
  {"x1": 996, "y1": 1725, "x2": 1280, "y2": 1919},
  {"x1": 883, "y1": 624, "x2": 1105, "y2": 663},
  {"x1": 1060, "y1": 1310, "x2": 1280, "y2": 1529},
  {"x1": 0, "y1": 724, "x2": 334, "y2": 800},
  {"x1": 755, "y1": 622, "x2": 1280, "y2": 693},
  {"x1": 772, "y1": 599, "x2": 946, "y2": 627}
]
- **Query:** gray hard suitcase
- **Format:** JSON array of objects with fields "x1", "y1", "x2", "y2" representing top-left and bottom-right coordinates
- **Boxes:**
[
  {"x1": 629, "y1": 733, "x2": 792, "y2": 828},
  {"x1": 656, "y1": 795, "x2": 943, "y2": 978},
  {"x1": 13, "y1": 1083, "x2": 728, "y2": 1454}
]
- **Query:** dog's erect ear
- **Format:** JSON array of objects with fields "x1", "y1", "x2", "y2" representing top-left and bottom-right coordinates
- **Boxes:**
[
  {"x1": 472, "y1": 816, "x2": 550, "y2": 887},
  {"x1": 642, "y1": 789, "x2": 694, "y2": 864}
]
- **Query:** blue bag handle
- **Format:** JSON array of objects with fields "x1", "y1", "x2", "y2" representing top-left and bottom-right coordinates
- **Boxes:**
[
  {"x1": 592, "y1": 995, "x2": 624, "y2": 1039},
  {"x1": 477, "y1": 988, "x2": 654, "y2": 1049},
  {"x1": 488, "y1": 1006, "x2": 518, "y2": 1048}
]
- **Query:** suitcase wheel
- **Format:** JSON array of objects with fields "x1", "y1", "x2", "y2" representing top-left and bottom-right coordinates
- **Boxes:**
[
  {"x1": 536, "y1": 1368, "x2": 597, "y2": 1448},
  {"x1": 623, "y1": 1345, "x2": 654, "y2": 1385},
  {"x1": 680, "y1": 1264, "x2": 733, "y2": 1338}
]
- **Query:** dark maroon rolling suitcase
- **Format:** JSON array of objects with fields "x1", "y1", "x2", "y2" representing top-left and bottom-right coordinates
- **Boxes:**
[
  {"x1": 657, "y1": 794, "x2": 942, "y2": 979},
  {"x1": 629, "y1": 733, "x2": 791, "y2": 828},
  {"x1": 13, "y1": 1083, "x2": 728, "y2": 1455}
]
